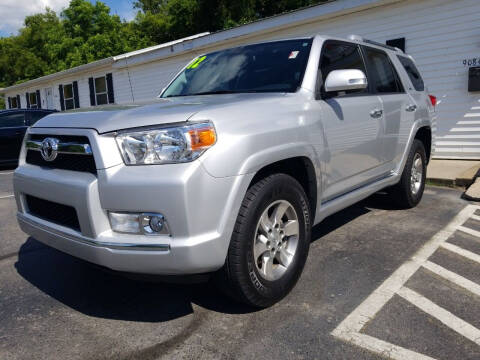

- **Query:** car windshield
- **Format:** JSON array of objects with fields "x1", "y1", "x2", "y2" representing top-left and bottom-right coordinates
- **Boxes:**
[{"x1": 161, "y1": 39, "x2": 313, "y2": 98}]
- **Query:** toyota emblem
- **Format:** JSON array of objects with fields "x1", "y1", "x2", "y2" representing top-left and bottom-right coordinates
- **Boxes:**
[{"x1": 40, "y1": 137, "x2": 59, "y2": 162}]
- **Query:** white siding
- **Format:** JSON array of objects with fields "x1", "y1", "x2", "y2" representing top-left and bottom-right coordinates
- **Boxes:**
[{"x1": 3, "y1": 0, "x2": 479, "y2": 158}]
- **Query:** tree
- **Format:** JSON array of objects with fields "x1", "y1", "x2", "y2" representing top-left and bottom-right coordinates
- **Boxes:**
[
  {"x1": 0, "y1": 0, "x2": 137, "y2": 87},
  {"x1": 0, "y1": 0, "x2": 331, "y2": 89}
]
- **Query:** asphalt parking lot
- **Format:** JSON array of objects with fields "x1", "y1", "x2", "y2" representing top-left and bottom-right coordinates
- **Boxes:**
[{"x1": 1, "y1": 168, "x2": 480, "y2": 360}]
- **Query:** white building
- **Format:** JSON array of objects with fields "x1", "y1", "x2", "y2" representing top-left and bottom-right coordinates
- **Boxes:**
[{"x1": 1, "y1": 0, "x2": 479, "y2": 159}]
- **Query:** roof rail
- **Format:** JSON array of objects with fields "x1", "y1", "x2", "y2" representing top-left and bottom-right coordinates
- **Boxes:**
[
  {"x1": 363, "y1": 39, "x2": 402, "y2": 52},
  {"x1": 347, "y1": 35, "x2": 403, "y2": 53}
]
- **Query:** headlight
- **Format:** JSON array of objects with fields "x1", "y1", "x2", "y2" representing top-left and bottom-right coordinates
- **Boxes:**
[{"x1": 115, "y1": 121, "x2": 216, "y2": 165}]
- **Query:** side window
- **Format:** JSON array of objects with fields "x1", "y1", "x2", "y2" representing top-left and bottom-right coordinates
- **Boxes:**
[
  {"x1": 397, "y1": 56, "x2": 424, "y2": 91},
  {"x1": 363, "y1": 47, "x2": 403, "y2": 93},
  {"x1": 26, "y1": 112, "x2": 49, "y2": 125},
  {"x1": 0, "y1": 113, "x2": 25, "y2": 128},
  {"x1": 319, "y1": 42, "x2": 367, "y2": 96}
]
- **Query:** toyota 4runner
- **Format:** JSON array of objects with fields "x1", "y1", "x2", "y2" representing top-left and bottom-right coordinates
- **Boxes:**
[{"x1": 13, "y1": 35, "x2": 435, "y2": 307}]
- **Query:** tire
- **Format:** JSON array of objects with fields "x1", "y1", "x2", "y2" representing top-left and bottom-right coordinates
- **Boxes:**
[
  {"x1": 219, "y1": 173, "x2": 311, "y2": 308},
  {"x1": 389, "y1": 139, "x2": 426, "y2": 208}
]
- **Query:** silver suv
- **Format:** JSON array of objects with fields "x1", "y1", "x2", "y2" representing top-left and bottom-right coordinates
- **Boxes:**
[{"x1": 13, "y1": 35, "x2": 434, "y2": 307}]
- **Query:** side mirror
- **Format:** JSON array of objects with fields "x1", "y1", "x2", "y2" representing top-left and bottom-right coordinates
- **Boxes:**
[{"x1": 324, "y1": 69, "x2": 368, "y2": 93}]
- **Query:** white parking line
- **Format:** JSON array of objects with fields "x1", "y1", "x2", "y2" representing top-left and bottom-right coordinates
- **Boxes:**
[
  {"x1": 0, "y1": 172, "x2": 13, "y2": 175},
  {"x1": 470, "y1": 214, "x2": 480, "y2": 222},
  {"x1": 457, "y1": 225, "x2": 480, "y2": 239},
  {"x1": 441, "y1": 242, "x2": 480, "y2": 264},
  {"x1": 422, "y1": 260, "x2": 480, "y2": 297},
  {"x1": 397, "y1": 287, "x2": 480, "y2": 346},
  {"x1": 0, "y1": 195, "x2": 13, "y2": 199},
  {"x1": 332, "y1": 204, "x2": 480, "y2": 360}
]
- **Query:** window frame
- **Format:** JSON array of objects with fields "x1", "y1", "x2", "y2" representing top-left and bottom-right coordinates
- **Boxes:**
[
  {"x1": 63, "y1": 83, "x2": 75, "y2": 110},
  {"x1": 93, "y1": 75, "x2": 109, "y2": 106},
  {"x1": 317, "y1": 40, "x2": 372, "y2": 100},
  {"x1": 360, "y1": 45, "x2": 405, "y2": 95}
]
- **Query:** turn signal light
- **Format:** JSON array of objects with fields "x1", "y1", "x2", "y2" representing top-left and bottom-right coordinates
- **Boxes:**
[{"x1": 188, "y1": 125, "x2": 217, "y2": 151}]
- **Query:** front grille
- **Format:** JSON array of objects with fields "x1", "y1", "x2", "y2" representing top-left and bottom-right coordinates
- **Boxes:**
[
  {"x1": 26, "y1": 195, "x2": 81, "y2": 232},
  {"x1": 26, "y1": 134, "x2": 97, "y2": 174}
]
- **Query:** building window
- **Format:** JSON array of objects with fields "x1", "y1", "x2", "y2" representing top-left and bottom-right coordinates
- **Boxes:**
[
  {"x1": 94, "y1": 76, "x2": 108, "y2": 105},
  {"x1": 29, "y1": 92, "x2": 38, "y2": 109},
  {"x1": 63, "y1": 83, "x2": 75, "y2": 110},
  {"x1": 89, "y1": 73, "x2": 114, "y2": 106},
  {"x1": 9, "y1": 96, "x2": 18, "y2": 109}
]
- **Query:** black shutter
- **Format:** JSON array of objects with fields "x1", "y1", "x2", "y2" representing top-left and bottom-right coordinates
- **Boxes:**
[
  {"x1": 73, "y1": 81, "x2": 80, "y2": 109},
  {"x1": 7, "y1": 97, "x2": 11, "y2": 109},
  {"x1": 26, "y1": 92, "x2": 30, "y2": 108},
  {"x1": 16, "y1": 95, "x2": 21, "y2": 108},
  {"x1": 88, "y1": 77, "x2": 95, "y2": 106},
  {"x1": 59, "y1": 85, "x2": 65, "y2": 111},
  {"x1": 36, "y1": 90, "x2": 41, "y2": 109},
  {"x1": 106, "y1": 73, "x2": 114, "y2": 104}
]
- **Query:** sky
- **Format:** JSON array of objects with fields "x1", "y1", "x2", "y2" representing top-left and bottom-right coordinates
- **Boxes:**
[{"x1": 0, "y1": 0, "x2": 136, "y2": 37}]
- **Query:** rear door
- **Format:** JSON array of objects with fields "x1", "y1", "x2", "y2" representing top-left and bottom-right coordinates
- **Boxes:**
[
  {"x1": 318, "y1": 41, "x2": 387, "y2": 201},
  {"x1": 0, "y1": 111, "x2": 27, "y2": 163},
  {"x1": 362, "y1": 46, "x2": 409, "y2": 167}
]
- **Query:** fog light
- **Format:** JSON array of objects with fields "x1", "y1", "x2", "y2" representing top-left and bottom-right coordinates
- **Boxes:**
[
  {"x1": 109, "y1": 212, "x2": 170, "y2": 236},
  {"x1": 149, "y1": 216, "x2": 164, "y2": 232}
]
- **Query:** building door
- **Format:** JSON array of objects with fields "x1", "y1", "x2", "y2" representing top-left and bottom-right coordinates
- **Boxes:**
[{"x1": 45, "y1": 87, "x2": 54, "y2": 109}]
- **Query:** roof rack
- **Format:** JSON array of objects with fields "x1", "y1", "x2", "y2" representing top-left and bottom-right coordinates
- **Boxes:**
[{"x1": 347, "y1": 35, "x2": 403, "y2": 53}]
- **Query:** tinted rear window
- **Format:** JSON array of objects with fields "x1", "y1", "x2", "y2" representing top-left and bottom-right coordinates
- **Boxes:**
[
  {"x1": 27, "y1": 111, "x2": 51, "y2": 125},
  {"x1": 397, "y1": 56, "x2": 424, "y2": 91},
  {"x1": 363, "y1": 47, "x2": 403, "y2": 93},
  {"x1": 0, "y1": 112, "x2": 25, "y2": 127}
]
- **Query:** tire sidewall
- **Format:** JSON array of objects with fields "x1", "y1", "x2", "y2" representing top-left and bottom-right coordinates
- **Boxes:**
[
  {"x1": 236, "y1": 175, "x2": 311, "y2": 304},
  {"x1": 405, "y1": 140, "x2": 427, "y2": 206}
]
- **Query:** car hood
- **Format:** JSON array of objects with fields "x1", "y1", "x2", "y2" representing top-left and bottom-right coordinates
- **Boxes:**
[{"x1": 33, "y1": 93, "x2": 288, "y2": 133}]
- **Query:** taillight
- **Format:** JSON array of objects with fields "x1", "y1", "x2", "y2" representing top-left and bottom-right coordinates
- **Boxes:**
[{"x1": 429, "y1": 95, "x2": 437, "y2": 107}]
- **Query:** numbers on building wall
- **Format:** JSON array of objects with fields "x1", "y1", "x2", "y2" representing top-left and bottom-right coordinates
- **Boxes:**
[{"x1": 463, "y1": 58, "x2": 480, "y2": 66}]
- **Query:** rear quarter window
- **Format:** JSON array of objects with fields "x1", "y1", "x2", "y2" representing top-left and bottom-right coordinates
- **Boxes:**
[{"x1": 397, "y1": 56, "x2": 424, "y2": 91}]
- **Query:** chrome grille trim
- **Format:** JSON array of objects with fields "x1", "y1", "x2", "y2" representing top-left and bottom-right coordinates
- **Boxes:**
[{"x1": 26, "y1": 140, "x2": 93, "y2": 155}]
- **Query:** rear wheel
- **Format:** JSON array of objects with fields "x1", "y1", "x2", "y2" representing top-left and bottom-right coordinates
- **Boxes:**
[
  {"x1": 219, "y1": 174, "x2": 311, "y2": 308},
  {"x1": 389, "y1": 139, "x2": 426, "y2": 208}
]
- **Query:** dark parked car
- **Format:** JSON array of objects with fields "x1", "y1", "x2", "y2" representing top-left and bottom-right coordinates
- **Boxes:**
[{"x1": 0, "y1": 109, "x2": 57, "y2": 165}]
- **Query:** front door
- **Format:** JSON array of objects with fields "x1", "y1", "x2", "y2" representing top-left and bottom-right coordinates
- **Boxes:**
[
  {"x1": 45, "y1": 87, "x2": 54, "y2": 109},
  {"x1": 318, "y1": 41, "x2": 387, "y2": 201}
]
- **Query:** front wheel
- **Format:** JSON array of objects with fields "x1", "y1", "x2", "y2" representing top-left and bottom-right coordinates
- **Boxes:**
[
  {"x1": 219, "y1": 174, "x2": 311, "y2": 308},
  {"x1": 389, "y1": 139, "x2": 426, "y2": 208}
]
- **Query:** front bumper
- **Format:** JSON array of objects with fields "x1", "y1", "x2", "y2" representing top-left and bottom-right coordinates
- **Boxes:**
[{"x1": 14, "y1": 128, "x2": 251, "y2": 275}]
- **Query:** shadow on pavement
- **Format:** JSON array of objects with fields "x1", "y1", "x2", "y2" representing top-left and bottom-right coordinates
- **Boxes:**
[
  {"x1": 14, "y1": 192, "x2": 401, "y2": 323},
  {"x1": 14, "y1": 237, "x2": 255, "y2": 323}
]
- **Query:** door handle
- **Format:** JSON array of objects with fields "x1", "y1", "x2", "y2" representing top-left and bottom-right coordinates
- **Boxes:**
[
  {"x1": 370, "y1": 108, "x2": 383, "y2": 119},
  {"x1": 406, "y1": 104, "x2": 417, "y2": 112}
]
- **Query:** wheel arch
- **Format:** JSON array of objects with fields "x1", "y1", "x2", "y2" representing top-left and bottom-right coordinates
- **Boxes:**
[
  {"x1": 248, "y1": 157, "x2": 318, "y2": 218},
  {"x1": 414, "y1": 126, "x2": 432, "y2": 164}
]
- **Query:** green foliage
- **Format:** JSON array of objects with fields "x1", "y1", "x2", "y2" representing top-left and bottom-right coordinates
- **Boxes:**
[{"x1": 0, "y1": 0, "x2": 329, "y2": 88}]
